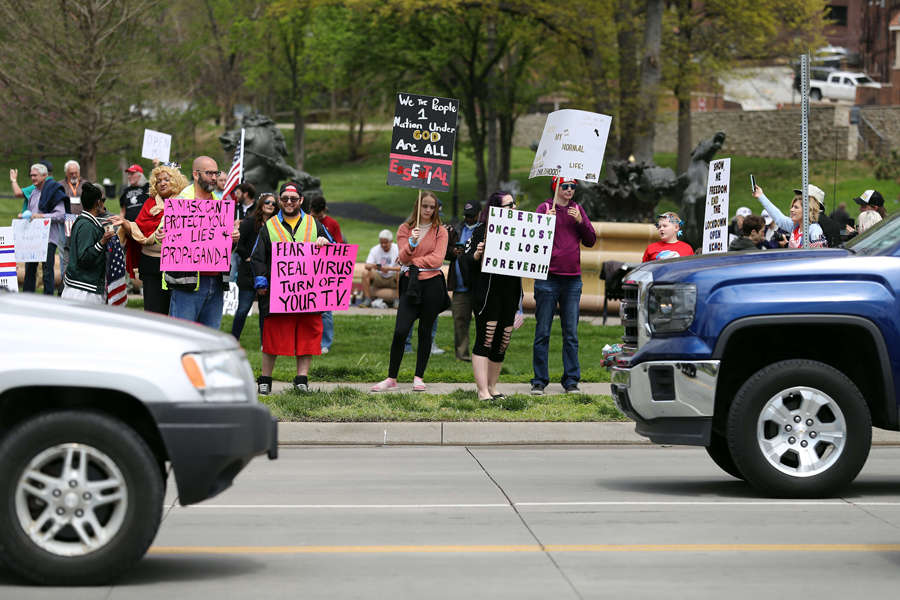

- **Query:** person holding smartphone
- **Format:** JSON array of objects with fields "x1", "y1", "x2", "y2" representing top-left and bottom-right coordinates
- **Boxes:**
[
  {"x1": 531, "y1": 177, "x2": 597, "y2": 395},
  {"x1": 447, "y1": 202, "x2": 481, "y2": 361}
]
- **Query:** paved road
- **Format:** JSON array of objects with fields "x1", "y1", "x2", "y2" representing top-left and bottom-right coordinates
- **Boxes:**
[{"x1": 4, "y1": 446, "x2": 900, "y2": 598}]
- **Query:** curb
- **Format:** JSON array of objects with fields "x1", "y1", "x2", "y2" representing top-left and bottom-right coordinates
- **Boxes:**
[{"x1": 276, "y1": 422, "x2": 900, "y2": 446}]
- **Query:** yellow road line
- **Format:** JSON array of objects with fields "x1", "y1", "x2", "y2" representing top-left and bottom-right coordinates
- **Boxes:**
[{"x1": 148, "y1": 543, "x2": 900, "y2": 555}]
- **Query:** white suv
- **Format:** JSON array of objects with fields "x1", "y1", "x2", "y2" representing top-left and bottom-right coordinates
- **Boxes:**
[{"x1": 0, "y1": 292, "x2": 277, "y2": 585}]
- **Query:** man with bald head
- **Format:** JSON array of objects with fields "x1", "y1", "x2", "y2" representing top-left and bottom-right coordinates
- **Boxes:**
[{"x1": 164, "y1": 155, "x2": 240, "y2": 328}]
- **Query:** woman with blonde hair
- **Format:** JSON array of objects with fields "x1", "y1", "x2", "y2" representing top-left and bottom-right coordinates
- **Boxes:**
[
  {"x1": 371, "y1": 191, "x2": 449, "y2": 392},
  {"x1": 753, "y1": 184, "x2": 826, "y2": 248},
  {"x1": 119, "y1": 163, "x2": 189, "y2": 313}
]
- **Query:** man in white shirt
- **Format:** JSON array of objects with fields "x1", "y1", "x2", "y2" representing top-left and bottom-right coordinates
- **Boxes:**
[{"x1": 361, "y1": 229, "x2": 400, "y2": 307}]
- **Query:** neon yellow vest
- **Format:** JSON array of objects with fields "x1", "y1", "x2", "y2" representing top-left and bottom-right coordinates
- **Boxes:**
[{"x1": 266, "y1": 212, "x2": 315, "y2": 243}]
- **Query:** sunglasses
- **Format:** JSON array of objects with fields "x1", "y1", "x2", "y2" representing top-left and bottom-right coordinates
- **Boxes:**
[
  {"x1": 500, "y1": 201, "x2": 516, "y2": 208},
  {"x1": 559, "y1": 183, "x2": 576, "y2": 191},
  {"x1": 280, "y1": 196, "x2": 300, "y2": 203},
  {"x1": 262, "y1": 199, "x2": 277, "y2": 206}
]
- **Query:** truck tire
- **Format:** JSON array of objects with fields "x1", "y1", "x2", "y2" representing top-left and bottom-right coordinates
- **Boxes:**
[
  {"x1": 0, "y1": 410, "x2": 164, "y2": 585},
  {"x1": 810, "y1": 88, "x2": 822, "y2": 101},
  {"x1": 727, "y1": 359, "x2": 871, "y2": 498},
  {"x1": 705, "y1": 431, "x2": 744, "y2": 480}
]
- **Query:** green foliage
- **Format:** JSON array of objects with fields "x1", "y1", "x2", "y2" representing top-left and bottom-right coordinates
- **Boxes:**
[{"x1": 865, "y1": 150, "x2": 900, "y2": 182}]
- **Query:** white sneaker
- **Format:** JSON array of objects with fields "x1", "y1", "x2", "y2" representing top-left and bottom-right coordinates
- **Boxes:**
[
  {"x1": 321, "y1": 346, "x2": 329, "y2": 354},
  {"x1": 430, "y1": 344, "x2": 445, "y2": 355},
  {"x1": 371, "y1": 299, "x2": 387, "y2": 309}
]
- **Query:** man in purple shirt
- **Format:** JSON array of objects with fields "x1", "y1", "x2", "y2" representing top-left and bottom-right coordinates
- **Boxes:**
[
  {"x1": 531, "y1": 177, "x2": 597, "y2": 394},
  {"x1": 19, "y1": 163, "x2": 67, "y2": 294}
]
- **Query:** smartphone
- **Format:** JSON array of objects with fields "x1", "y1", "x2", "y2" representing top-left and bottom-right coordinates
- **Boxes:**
[
  {"x1": 455, "y1": 242, "x2": 465, "y2": 248},
  {"x1": 750, "y1": 174, "x2": 756, "y2": 193}
]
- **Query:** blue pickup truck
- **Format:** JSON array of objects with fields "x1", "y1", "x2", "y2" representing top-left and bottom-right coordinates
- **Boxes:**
[{"x1": 610, "y1": 214, "x2": 900, "y2": 497}]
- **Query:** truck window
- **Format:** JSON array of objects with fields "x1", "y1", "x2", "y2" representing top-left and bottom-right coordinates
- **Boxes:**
[
  {"x1": 843, "y1": 77, "x2": 853, "y2": 85},
  {"x1": 846, "y1": 213, "x2": 900, "y2": 255}
]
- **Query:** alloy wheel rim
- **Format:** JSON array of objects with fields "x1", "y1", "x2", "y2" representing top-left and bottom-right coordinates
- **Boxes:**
[
  {"x1": 15, "y1": 443, "x2": 128, "y2": 557},
  {"x1": 756, "y1": 386, "x2": 846, "y2": 478}
]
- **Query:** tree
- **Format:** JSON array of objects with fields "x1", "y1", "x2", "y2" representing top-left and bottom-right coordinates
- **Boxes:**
[
  {"x1": 0, "y1": 0, "x2": 159, "y2": 179},
  {"x1": 662, "y1": 0, "x2": 826, "y2": 172}
]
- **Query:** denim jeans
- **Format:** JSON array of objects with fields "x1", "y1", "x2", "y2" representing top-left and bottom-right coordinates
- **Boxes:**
[
  {"x1": 23, "y1": 242, "x2": 57, "y2": 295},
  {"x1": 531, "y1": 274, "x2": 583, "y2": 389},
  {"x1": 58, "y1": 244, "x2": 69, "y2": 296},
  {"x1": 321, "y1": 311, "x2": 334, "y2": 350},
  {"x1": 169, "y1": 275, "x2": 224, "y2": 329},
  {"x1": 231, "y1": 288, "x2": 256, "y2": 340},
  {"x1": 404, "y1": 318, "x2": 438, "y2": 352},
  {"x1": 229, "y1": 251, "x2": 240, "y2": 283}
]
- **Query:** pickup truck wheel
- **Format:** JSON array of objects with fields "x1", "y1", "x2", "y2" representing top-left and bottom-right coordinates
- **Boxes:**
[
  {"x1": 705, "y1": 431, "x2": 744, "y2": 480},
  {"x1": 810, "y1": 88, "x2": 822, "y2": 101},
  {"x1": 0, "y1": 411, "x2": 164, "y2": 585},
  {"x1": 727, "y1": 360, "x2": 871, "y2": 497}
]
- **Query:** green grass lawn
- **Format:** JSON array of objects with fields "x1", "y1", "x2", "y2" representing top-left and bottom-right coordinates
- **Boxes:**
[
  {"x1": 224, "y1": 311, "x2": 622, "y2": 385},
  {"x1": 263, "y1": 386, "x2": 623, "y2": 422}
]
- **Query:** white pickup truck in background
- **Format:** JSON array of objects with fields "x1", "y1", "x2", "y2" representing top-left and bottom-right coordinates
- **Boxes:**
[{"x1": 808, "y1": 70, "x2": 881, "y2": 102}]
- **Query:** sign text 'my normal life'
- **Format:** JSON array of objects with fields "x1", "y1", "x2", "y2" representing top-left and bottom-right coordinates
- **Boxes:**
[{"x1": 270, "y1": 242, "x2": 359, "y2": 313}]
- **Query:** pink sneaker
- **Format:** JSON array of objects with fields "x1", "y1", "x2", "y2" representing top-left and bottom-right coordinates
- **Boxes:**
[
  {"x1": 412, "y1": 377, "x2": 427, "y2": 392},
  {"x1": 371, "y1": 378, "x2": 398, "y2": 392}
]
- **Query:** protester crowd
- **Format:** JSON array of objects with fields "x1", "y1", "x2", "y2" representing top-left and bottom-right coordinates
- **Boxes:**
[{"x1": 7, "y1": 155, "x2": 892, "y2": 398}]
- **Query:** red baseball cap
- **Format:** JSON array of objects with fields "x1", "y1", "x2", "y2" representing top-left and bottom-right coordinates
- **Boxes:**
[
  {"x1": 551, "y1": 176, "x2": 578, "y2": 193},
  {"x1": 124, "y1": 164, "x2": 143, "y2": 174}
]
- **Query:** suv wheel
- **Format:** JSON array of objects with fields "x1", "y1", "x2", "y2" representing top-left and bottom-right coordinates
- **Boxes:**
[
  {"x1": 727, "y1": 360, "x2": 871, "y2": 497},
  {"x1": 705, "y1": 430, "x2": 744, "y2": 480},
  {"x1": 0, "y1": 411, "x2": 164, "y2": 585}
]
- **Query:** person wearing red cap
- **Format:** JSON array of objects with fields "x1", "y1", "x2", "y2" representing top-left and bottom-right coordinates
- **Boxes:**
[
  {"x1": 119, "y1": 164, "x2": 149, "y2": 222},
  {"x1": 251, "y1": 180, "x2": 332, "y2": 395},
  {"x1": 530, "y1": 177, "x2": 597, "y2": 395}
]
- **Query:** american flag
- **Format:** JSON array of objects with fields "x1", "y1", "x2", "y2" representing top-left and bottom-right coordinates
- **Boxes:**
[
  {"x1": 221, "y1": 128, "x2": 245, "y2": 201},
  {"x1": 106, "y1": 235, "x2": 127, "y2": 306}
]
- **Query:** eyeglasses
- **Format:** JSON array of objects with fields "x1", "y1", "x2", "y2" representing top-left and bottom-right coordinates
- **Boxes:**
[
  {"x1": 194, "y1": 170, "x2": 218, "y2": 177},
  {"x1": 559, "y1": 183, "x2": 576, "y2": 191},
  {"x1": 500, "y1": 201, "x2": 516, "y2": 208},
  {"x1": 280, "y1": 196, "x2": 300, "y2": 203}
]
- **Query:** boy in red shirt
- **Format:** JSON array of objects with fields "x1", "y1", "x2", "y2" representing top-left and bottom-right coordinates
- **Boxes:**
[{"x1": 642, "y1": 212, "x2": 694, "y2": 262}]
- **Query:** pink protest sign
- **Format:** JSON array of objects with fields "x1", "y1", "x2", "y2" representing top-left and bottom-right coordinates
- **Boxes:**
[
  {"x1": 160, "y1": 196, "x2": 235, "y2": 271},
  {"x1": 270, "y1": 242, "x2": 358, "y2": 313}
]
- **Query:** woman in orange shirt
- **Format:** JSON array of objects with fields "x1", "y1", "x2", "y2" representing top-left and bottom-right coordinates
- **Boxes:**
[{"x1": 371, "y1": 191, "x2": 449, "y2": 392}]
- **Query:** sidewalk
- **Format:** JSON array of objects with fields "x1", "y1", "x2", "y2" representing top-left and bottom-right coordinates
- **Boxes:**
[{"x1": 268, "y1": 382, "x2": 900, "y2": 446}]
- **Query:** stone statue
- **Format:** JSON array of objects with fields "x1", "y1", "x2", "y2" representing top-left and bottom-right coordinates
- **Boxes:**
[
  {"x1": 220, "y1": 113, "x2": 322, "y2": 201},
  {"x1": 679, "y1": 131, "x2": 726, "y2": 245},
  {"x1": 580, "y1": 160, "x2": 680, "y2": 224}
]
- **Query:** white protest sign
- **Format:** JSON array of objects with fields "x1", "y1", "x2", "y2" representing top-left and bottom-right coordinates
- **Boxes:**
[
  {"x1": 0, "y1": 226, "x2": 17, "y2": 292},
  {"x1": 223, "y1": 281, "x2": 239, "y2": 316},
  {"x1": 12, "y1": 218, "x2": 50, "y2": 262},
  {"x1": 702, "y1": 158, "x2": 731, "y2": 254},
  {"x1": 481, "y1": 207, "x2": 555, "y2": 280},
  {"x1": 141, "y1": 129, "x2": 172, "y2": 163},
  {"x1": 529, "y1": 109, "x2": 612, "y2": 183}
]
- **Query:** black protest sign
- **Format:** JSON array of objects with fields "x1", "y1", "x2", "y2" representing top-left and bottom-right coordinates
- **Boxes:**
[{"x1": 387, "y1": 92, "x2": 459, "y2": 193}]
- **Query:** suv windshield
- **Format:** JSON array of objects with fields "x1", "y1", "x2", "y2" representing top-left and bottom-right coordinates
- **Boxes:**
[
  {"x1": 855, "y1": 76, "x2": 873, "y2": 84},
  {"x1": 845, "y1": 212, "x2": 900, "y2": 255}
]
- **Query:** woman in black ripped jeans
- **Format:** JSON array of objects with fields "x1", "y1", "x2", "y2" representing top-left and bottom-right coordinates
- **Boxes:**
[
  {"x1": 371, "y1": 191, "x2": 449, "y2": 393},
  {"x1": 466, "y1": 191, "x2": 524, "y2": 400}
]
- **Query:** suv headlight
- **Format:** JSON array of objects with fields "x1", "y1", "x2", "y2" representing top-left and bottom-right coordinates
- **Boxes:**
[
  {"x1": 181, "y1": 349, "x2": 255, "y2": 402},
  {"x1": 648, "y1": 284, "x2": 696, "y2": 334}
]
